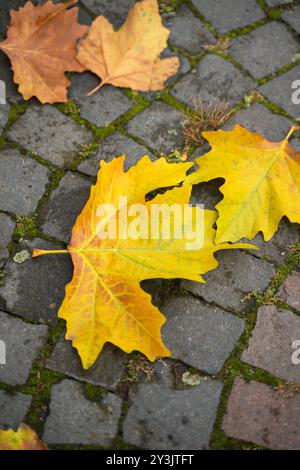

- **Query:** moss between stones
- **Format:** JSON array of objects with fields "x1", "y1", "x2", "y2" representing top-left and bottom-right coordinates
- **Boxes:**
[
  {"x1": 14, "y1": 215, "x2": 37, "y2": 240},
  {"x1": 258, "y1": 59, "x2": 300, "y2": 86},
  {"x1": 210, "y1": 237, "x2": 300, "y2": 449},
  {"x1": 6, "y1": 103, "x2": 29, "y2": 129},
  {"x1": 84, "y1": 383, "x2": 108, "y2": 402}
]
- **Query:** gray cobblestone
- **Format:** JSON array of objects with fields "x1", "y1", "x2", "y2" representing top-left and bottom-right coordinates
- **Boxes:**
[
  {"x1": 223, "y1": 103, "x2": 293, "y2": 140},
  {"x1": 0, "y1": 0, "x2": 26, "y2": 39},
  {"x1": 161, "y1": 295, "x2": 245, "y2": 373},
  {"x1": 69, "y1": 73, "x2": 133, "y2": 128},
  {"x1": 0, "y1": 148, "x2": 49, "y2": 216},
  {"x1": 78, "y1": 132, "x2": 154, "y2": 176},
  {"x1": 0, "y1": 310, "x2": 48, "y2": 386},
  {"x1": 282, "y1": 5, "x2": 300, "y2": 34},
  {"x1": 242, "y1": 306, "x2": 300, "y2": 383},
  {"x1": 40, "y1": 172, "x2": 91, "y2": 243},
  {"x1": 0, "y1": 391, "x2": 32, "y2": 431},
  {"x1": 172, "y1": 54, "x2": 255, "y2": 107},
  {"x1": 181, "y1": 251, "x2": 276, "y2": 313},
  {"x1": 127, "y1": 102, "x2": 183, "y2": 153},
  {"x1": 0, "y1": 239, "x2": 73, "y2": 326},
  {"x1": 229, "y1": 23, "x2": 299, "y2": 79},
  {"x1": 123, "y1": 379, "x2": 223, "y2": 449},
  {"x1": 164, "y1": 5, "x2": 214, "y2": 55},
  {"x1": 0, "y1": 213, "x2": 14, "y2": 264},
  {"x1": 241, "y1": 219, "x2": 300, "y2": 266},
  {"x1": 259, "y1": 65, "x2": 300, "y2": 119},
  {"x1": 81, "y1": 0, "x2": 134, "y2": 27},
  {"x1": 0, "y1": 53, "x2": 22, "y2": 104},
  {"x1": 0, "y1": 104, "x2": 9, "y2": 132},
  {"x1": 7, "y1": 106, "x2": 94, "y2": 167},
  {"x1": 192, "y1": 0, "x2": 265, "y2": 34},
  {"x1": 265, "y1": 0, "x2": 292, "y2": 6},
  {"x1": 43, "y1": 379, "x2": 122, "y2": 445},
  {"x1": 46, "y1": 338, "x2": 127, "y2": 391}
]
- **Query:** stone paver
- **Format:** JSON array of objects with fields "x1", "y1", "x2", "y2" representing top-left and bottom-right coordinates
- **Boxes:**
[
  {"x1": 7, "y1": 106, "x2": 94, "y2": 167},
  {"x1": 282, "y1": 5, "x2": 300, "y2": 34},
  {"x1": 0, "y1": 104, "x2": 9, "y2": 132},
  {"x1": 181, "y1": 251, "x2": 276, "y2": 313},
  {"x1": 0, "y1": 148, "x2": 49, "y2": 216},
  {"x1": 43, "y1": 379, "x2": 122, "y2": 446},
  {"x1": 259, "y1": 65, "x2": 300, "y2": 119},
  {"x1": 0, "y1": 391, "x2": 31, "y2": 431},
  {"x1": 78, "y1": 132, "x2": 154, "y2": 176},
  {"x1": 0, "y1": 239, "x2": 73, "y2": 326},
  {"x1": 127, "y1": 102, "x2": 183, "y2": 153},
  {"x1": 0, "y1": 310, "x2": 48, "y2": 386},
  {"x1": 241, "y1": 219, "x2": 300, "y2": 266},
  {"x1": 192, "y1": 0, "x2": 265, "y2": 33},
  {"x1": 123, "y1": 379, "x2": 223, "y2": 450},
  {"x1": 190, "y1": 179, "x2": 223, "y2": 210},
  {"x1": 40, "y1": 172, "x2": 92, "y2": 242},
  {"x1": 229, "y1": 23, "x2": 299, "y2": 79},
  {"x1": 0, "y1": 0, "x2": 26, "y2": 39},
  {"x1": 242, "y1": 306, "x2": 300, "y2": 383},
  {"x1": 70, "y1": 73, "x2": 133, "y2": 128},
  {"x1": 224, "y1": 103, "x2": 293, "y2": 140},
  {"x1": 223, "y1": 378, "x2": 300, "y2": 449},
  {"x1": 164, "y1": 5, "x2": 214, "y2": 55},
  {"x1": 46, "y1": 339, "x2": 127, "y2": 391},
  {"x1": 0, "y1": 53, "x2": 22, "y2": 104},
  {"x1": 161, "y1": 296, "x2": 245, "y2": 374},
  {"x1": 81, "y1": 0, "x2": 134, "y2": 27},
  {"x1": 172, "y1": 54, "x2": 255, "y2": 107},
  {"x1": 265, "y1": 0, "x2": 292, "y2": 6},
  {"x1": 278, "y1": 271, "x2": 300, "y2": 310},
  {"x1": 0, "y1": 213, "x2": 14, "y2": 264}
]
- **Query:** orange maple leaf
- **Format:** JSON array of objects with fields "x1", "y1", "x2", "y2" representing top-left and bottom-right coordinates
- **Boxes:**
[
  {"x1": 76, "y1": 0, "x2": 180, "y2": 96},
  {"x1": 33, "y1": 156, "x2": 254, "y2": 369},
  {"x1": 0, "y1": 0, "x2": 88, "y2": 104}
]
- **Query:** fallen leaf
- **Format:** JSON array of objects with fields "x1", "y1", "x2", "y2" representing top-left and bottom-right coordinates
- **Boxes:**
[
  {"x1": 188, "y1": 125, "x2": 300, "y2": 243},
  {"x1": 0, "y1": 424, "x2": 48, "y2": 450},
  {"x1": 76, "y1": 0, "x2": 179, "y2": 96},
  {"x1": 33, "y1": 156, "x2": 253, "y2": 369},
  {"x1": 0, "y1": 0, "x2": 88, "y2": 103}
]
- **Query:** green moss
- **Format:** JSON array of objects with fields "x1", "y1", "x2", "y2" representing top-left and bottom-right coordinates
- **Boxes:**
[
  {"x1": 266, "y1": 9, "x2": 282, "y2": 20},
  {"x1": 264, "y1": 243, "x2": 300, "y2": 301},
  {"x1": 84, "y1": 383, "x2": 108, "y2": 402},
  {"x1": 57, "y1": 99, "x2": 81, "y2": 119},
  {"x1": 255, "y1": 95, "x2": 295, "y2": 121},
  {"x1": 7, "y1": 103, "x2": 29, "y2": 128},
  {"x1": 0, "y1": 134, "x2": 6, "y2": 147},
  {"x1": 14, "y1": 215, "x2": 37, "y2": 239},
  {"x1": 186, "y1": 0, "x2": 219, "y2": 37},
  {"x1": 227, "y1": 18, "x2": 268, "y2": 39},
  {"x1": 258, "y1": 60, "x2": 300, "y2": 86},
  {"x1": 26, "y1": 370, "x2": 65, "y2": 434},
  {"x1": 67, "y1": 139, "x2": 100, "y2": 171},
  {"x1": 159, "y1": 0, "x2": 182, "y2": 14}
]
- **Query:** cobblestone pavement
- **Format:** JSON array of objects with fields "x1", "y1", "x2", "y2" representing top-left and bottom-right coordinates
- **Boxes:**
[{"x1": 1, "y1": 0, "x2": 300, "y2": 450}]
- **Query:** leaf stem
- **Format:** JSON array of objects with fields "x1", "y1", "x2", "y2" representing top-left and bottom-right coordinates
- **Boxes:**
[
  {"x1": 86, "y1": 79, "x2": 107, "y2": 96},
  {"x1": 32, "y1": 249, "x2": 69, "y2": 258}
]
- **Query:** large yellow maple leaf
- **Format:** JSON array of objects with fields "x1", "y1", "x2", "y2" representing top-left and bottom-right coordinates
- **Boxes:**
[
  {"x1": 188, "y1": 125, "x2": 300, "y2": 243},
  {"x1": 0, "y1": 424, "x2": 48, "y2": 450},
  {"x1": 0, "y1": 0, "x2": 87, "y2": 103},
  {"x1": 33, "y1": 156, "x2": 252, "y2": 369},
  {"x1": 76, "y1": 0, "x2": 179, "y2": 96}
]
